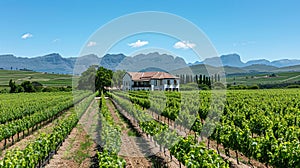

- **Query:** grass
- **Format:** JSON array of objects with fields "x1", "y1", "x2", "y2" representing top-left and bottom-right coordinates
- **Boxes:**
[
  {"x1": 127, "y1": 130, "x2": 139, "y2": 137},
  {"x1": 63, "y1": 125, "x2": 94, "y2": 164},
  {"x1": 226, "y1": 71, "x2": 300, "y2": 85},
  {"x1": 0, "y1": 69, "x2": 75, "y2": 87}
]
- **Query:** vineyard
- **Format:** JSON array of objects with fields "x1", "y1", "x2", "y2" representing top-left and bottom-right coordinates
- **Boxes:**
[
  {"x1": 0, "y1": 88, "x2": 299, "y2": 167},
  {"x1": 109, "y1": 89, "x2": 300, "y2": 168}
]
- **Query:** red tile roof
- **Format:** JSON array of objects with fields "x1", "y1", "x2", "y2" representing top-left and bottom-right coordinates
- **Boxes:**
[{"x1": 127, "y1": 72, "x2": 179, "y2": 81}]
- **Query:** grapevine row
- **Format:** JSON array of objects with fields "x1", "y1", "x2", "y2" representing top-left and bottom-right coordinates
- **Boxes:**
[{"x1": 0, "y1": 93, "x2": 95, "y2": 167}]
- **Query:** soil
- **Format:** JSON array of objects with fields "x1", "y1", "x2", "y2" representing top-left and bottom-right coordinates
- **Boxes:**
[
  {"x1": 110, "y1": 99, "x2": 183, "y2": 168},
  {"x1": 45, "y1": 125, "x2": 96, "y2": 168},
  {"x1": 106, "y1": 99, "x2": 152, "y2": 168},
  {"x1": 45, "y1": 99, "x2": 98, "y2": 168}
]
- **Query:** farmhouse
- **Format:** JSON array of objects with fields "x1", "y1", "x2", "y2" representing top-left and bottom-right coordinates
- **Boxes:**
[{"x1": 122, "y1": 72, "x2": 180, "y2": 91}]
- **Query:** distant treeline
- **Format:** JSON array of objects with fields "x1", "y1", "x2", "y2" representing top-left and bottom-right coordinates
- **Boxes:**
[
  {"x1": 258, "y1": 81, "x2": 300, "y2": 89},
  {"x1": 178, "y1": 73, "x2": 300, "y2": 90},
  {"x1": 177, "y1": 73, "x2": 223, "y2": 90},
  {"x1": 3, "y1": 79, "x2": 72, "y2": 93}
]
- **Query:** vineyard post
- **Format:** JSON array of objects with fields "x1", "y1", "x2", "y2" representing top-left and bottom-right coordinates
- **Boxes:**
[
  {"x1": 235, "y1": 150, "x2": 239, "y2": 165},
  {"x1": 3, "y1": 138, "x2": 6, "y2": 149}
]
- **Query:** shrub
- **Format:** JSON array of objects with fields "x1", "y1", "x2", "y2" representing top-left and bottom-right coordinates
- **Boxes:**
[{"x1": 286, "y1": 84, "x2": 300, "y2": 88}]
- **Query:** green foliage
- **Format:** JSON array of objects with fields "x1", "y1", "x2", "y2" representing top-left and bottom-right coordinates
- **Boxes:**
[
  {"x1": 97, "y1": 150, "x2": 126, "y2": 168},
  {"x1": 0, "y1": 70, "x2": 72, "y2": 88},
  {"x1": 112, "y1": 70, "x2": 126, "y2": 89},
  {"x1": 8, "y1": 79, "x2": 17, "y2": 93},
  {"x1": 114, "y1": 89, "x2": 300, "y2": 167},
  {"x1": 248, "y1": 84, "x2": 259, "y2": 89},
  {"x1": 180, "y1": 83, "x2": 198, "y2": 91},
  {"x1": 95, "y1": 67, "x2": 113, "y2": 93},
  {"x1": 286, "y1": 84, "x2": 300, "y2": 88},
  {"x1": 0, "y1": 91, "x2": 92, "y2": 143},
  {"x1": 20, "y1": 81, "x2": 36, "y2": 92},
  {"x1": 41, "y1": 86, "x2": 72, "y2": 92},
  {"x1": 170, "y1": 136, "x2": 229, "y2": 168},
  {"x1": 31, "y1": 81, "x2": 43, "y2": 91},
  {"x1": 77, "y1": 65, "x2": 97, "y2": 91},
  {"x1": 9, "y1": 79, "x2": 67, "y2": 93},
  {"x1": 0, "y1": 93, "x2": 94, "y2": 167},
  {"x1": 98, "y1": 95, "x2": 125, "y2": 167},
  {"x1": 77, "y1": 66, "x2": 113, "y2": 93},
  {"x1": 198, "y1": 84, "x2": 210, "y2": 90},
  {"x1": 212, "y1": 82, "x2": 226, "y2": 89},
  {"x1": 111, "y1": 91, "x2": 229, "y2": 168},
  {"x1": 228, "y1": 84, "x2": 248, "y2": 90}
]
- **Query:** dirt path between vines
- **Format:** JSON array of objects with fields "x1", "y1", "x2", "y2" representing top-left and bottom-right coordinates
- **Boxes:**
[
  {"x1": 0, "y1": 110, "x2": 72, "y2": 160},
  {"x1": 106, "y1": 98, "x2": 153, "y2": 168},
  {"x1": 109, "y1": 99, "x2": 182, "y2": 168},
  {"x1": 45, "y1": 99, "x2": 98, "y2": 168}
]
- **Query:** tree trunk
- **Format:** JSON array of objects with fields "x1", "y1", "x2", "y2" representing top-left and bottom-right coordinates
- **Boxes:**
[
  {"x1": 4, "y1": 138, "x2": 6, "y2": 149},
  {"x1": 225, "y1": 148, "x2": 230, "y2": 157},
  {"x1": 207, "y1": 139, "x2": 210, "y2": 149}
]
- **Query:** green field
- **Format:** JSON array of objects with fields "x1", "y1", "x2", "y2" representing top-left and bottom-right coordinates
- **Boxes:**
[
  {"x1": 0, "y1": 70, "x2": 74, "y2": 88},
  {"x1": 226, "y1": 71, "x2": 300, "y2": 85}
]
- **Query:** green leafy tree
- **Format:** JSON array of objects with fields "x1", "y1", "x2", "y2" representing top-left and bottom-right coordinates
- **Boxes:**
[
  {"x1": 21, "y1": 81, "x2": 35, "y2": 92},
  {"x1": 9, "y1": 79, "x2": 17, "y2": 93},
  {"x1": 112, "y1": 70, "x2": 126, "y2": 89},
  {"x1": 95, "y1": 66, "x2": 113, "y2": 93},
  {"x1": 77, "y1": 65, "x2": 98, "y2": 91}
]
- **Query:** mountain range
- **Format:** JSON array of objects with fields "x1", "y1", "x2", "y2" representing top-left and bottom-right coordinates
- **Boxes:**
[
  {"x1": 190, "y1": 53, "x2": 300, "y2": 68},
  {"x1": 0, "y1": 53, "x2": 299, "y2": 75}
]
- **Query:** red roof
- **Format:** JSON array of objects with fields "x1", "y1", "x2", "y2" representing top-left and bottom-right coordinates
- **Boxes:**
[{"x1": 127, "y1": 72, "x2": 179, "y2": 81}]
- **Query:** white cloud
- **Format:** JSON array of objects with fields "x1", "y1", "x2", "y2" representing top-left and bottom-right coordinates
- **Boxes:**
[
  {"x1": 87, "y1": 41, "x2": 97, "y2": 47},
  {"x1": 52, "y1": 38, "x2": 60, "y2": 43},
  {"x1": 21, "y1": 33, "x2": 33, "y2": 39},
  {"x1": 128, "y1": 40, "x2": 149, "y2": 48},
  {"x1": 173, "y1": 41, "x2": 196, "y2": 49}
]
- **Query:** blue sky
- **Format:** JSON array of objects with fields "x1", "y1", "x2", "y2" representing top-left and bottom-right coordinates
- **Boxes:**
[{"x1": 0, "y1": 0, "x2": 299, "y2": 63}]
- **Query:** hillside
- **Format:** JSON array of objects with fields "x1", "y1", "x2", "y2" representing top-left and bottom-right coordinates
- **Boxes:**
[
  {"x1": 0, "y1": 70, "x2": 73, "y2": 88},
  {"x1": 275, "y1": 64, "x2": 300, "y2": 72},
  {"x1": 242, "y1": 64, "x2": 279, "y2": 72},
  {"x1": 226, "y1": 71, "x2": 300, "y2": 86}
]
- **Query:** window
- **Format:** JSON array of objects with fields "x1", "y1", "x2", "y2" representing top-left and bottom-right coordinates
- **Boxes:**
[
  {"x1": 174, "y1": 80, "x2": 177, "y2": 85},
  {"x1": 154, "y1": 80, "x2": 157, "y2": 86},
  {"x1": 167, "y1": 80, "x2": 170, "y2": 85}
]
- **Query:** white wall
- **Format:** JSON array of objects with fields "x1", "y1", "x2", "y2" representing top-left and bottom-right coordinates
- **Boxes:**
[
  {"x1": 150, "y1": 79, "x2": 180, "y2": 91},
  {"x1": 122, "y1": 73, "x2": 180, "y2": 91},
  {"x1": 122, "y1": 73, "x2": 132, "y2": 91}
]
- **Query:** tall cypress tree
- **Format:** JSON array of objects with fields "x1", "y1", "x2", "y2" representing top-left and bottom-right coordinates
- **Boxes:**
[
  {"x1": 199, "y1": 74, "x2": 202, "y2": 84},
  {"x1": 214, "y1": 74, "x2": 217, "y2": 82}
]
